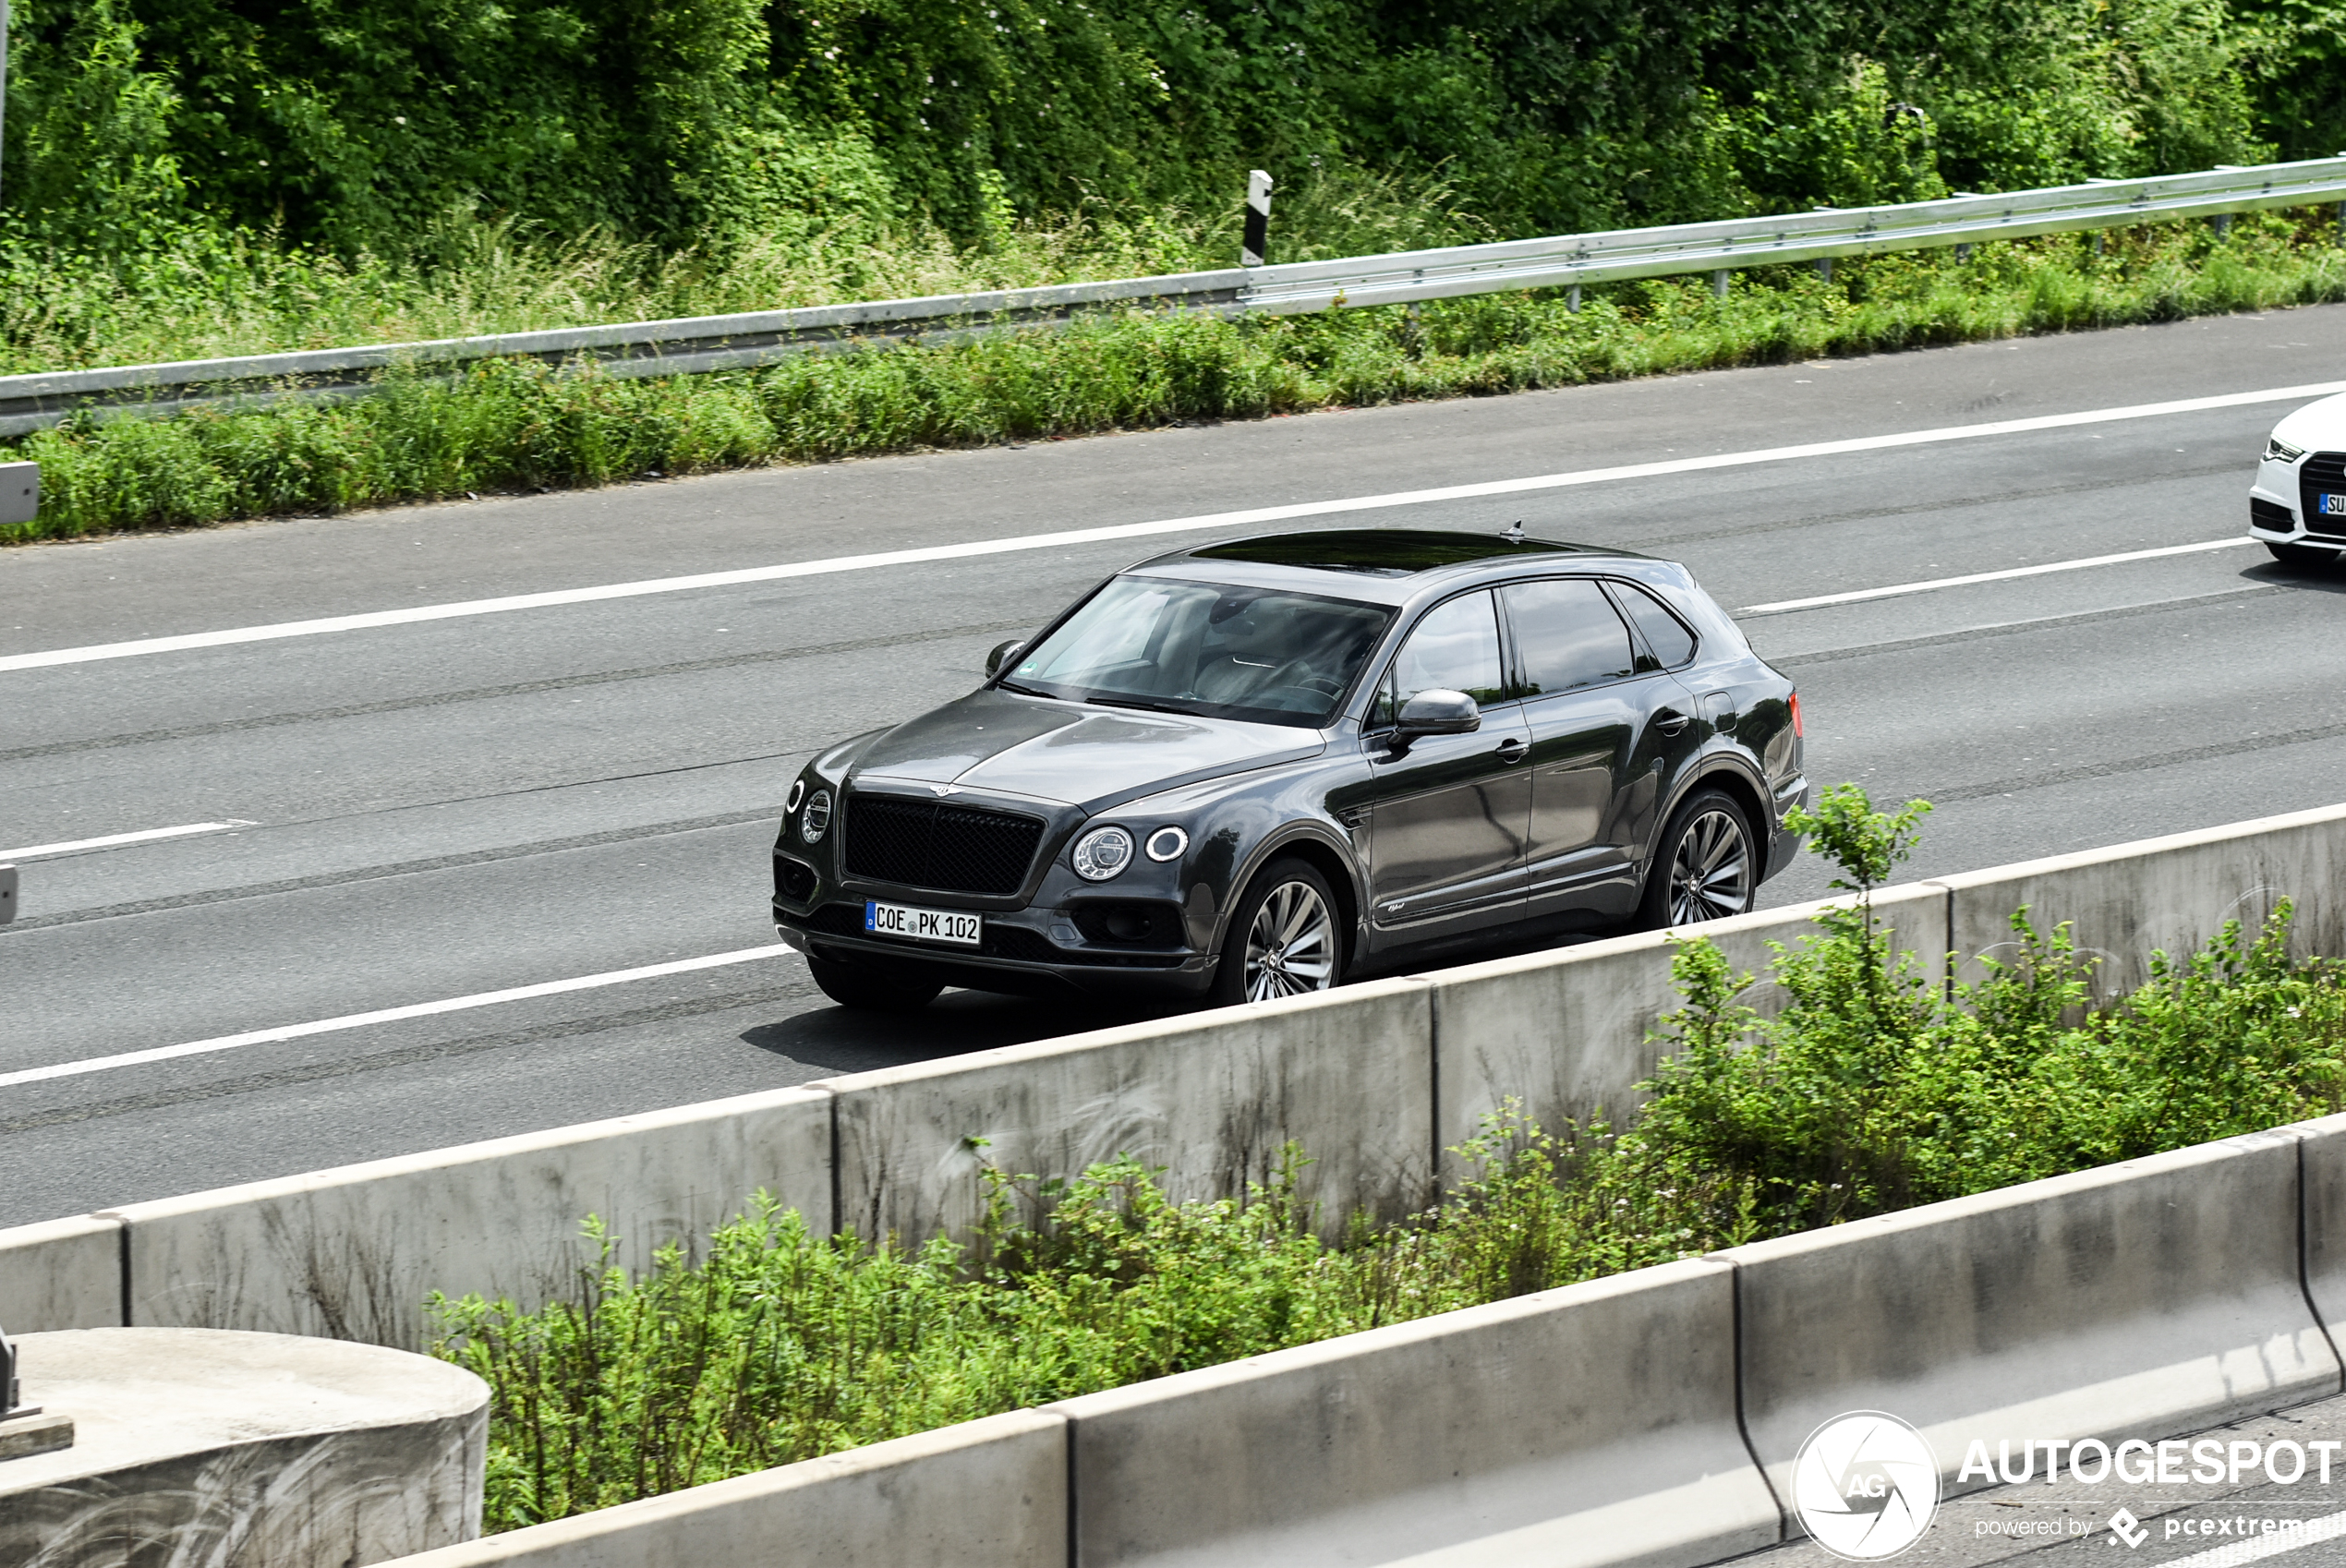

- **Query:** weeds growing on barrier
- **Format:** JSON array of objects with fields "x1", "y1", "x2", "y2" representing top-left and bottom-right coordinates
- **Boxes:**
[
  {"x1": 14, "y1": 213, "x2": 2346, "y2": 545},
  {"x1": 431, "y1": 784, "x2": 2346, "y2": 1531}
]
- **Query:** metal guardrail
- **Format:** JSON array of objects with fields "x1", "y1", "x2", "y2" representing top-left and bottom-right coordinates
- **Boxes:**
[{"x1": 5, "y1": 155, "x2": 2344, "y2": 437}]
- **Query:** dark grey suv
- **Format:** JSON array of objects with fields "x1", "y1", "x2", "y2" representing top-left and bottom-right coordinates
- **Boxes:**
[{"x1": 771, "y1": 529, "x2": 1806, "y2": 1010}]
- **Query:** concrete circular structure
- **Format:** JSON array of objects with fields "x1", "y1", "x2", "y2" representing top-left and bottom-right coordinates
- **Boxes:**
[{"x1": 0, "y1": 1327, "x2": 487, "y2": 1568}]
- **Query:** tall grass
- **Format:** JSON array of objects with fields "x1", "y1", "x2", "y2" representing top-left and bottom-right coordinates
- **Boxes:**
[
  {"x1": 431, "y1": 788, "x2": 2346, "y2": 1535},
  {"x1": 11, "y1": 212, "x2": 2345, "y2": 546}
]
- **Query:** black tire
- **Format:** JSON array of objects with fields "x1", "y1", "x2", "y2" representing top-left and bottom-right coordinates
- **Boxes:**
[
  {"x1": 1209, "y1": 857, "x2": 1346, "y2": 1007},
  {"x1": 806, "y1": 951, "x2": 945, "y2": 1012},
  {"x1": 1639, "y1": 789, "x2": 1760, "y2": 930},
  {"x1": 2268, "y1": 540, "x2": 2340, "y2": 569}
]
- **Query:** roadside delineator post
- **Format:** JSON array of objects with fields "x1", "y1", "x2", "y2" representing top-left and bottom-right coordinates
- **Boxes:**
[
  {"x1": 1241, "y1": 170, "x2": 1273, "y2": 267},
  {"x1": 0, "y1": 463, "x2": 34, "y2": 526}
]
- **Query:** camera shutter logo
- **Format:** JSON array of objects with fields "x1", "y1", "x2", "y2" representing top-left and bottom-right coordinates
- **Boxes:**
[{"x1": 1792, "y1": 1411, "x2": 1941, "y2": 1560}]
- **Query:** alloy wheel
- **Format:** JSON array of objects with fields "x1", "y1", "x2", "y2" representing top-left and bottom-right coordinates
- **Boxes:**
[
  {"x1": 1667, "y1": 808, "x2": 1753, "y2": 924},
  {"x1": 1243, "y1": 880, "x2": 1336, "y2": 1001}
]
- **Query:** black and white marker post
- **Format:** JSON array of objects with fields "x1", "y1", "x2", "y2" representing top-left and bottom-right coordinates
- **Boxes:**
[{"x1": 1240, "y1": 169, "x2": 1273, "y2": 267}]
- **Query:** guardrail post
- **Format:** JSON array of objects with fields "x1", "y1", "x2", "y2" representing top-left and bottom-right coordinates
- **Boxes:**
[
  {"x1": 1815, "y1": 257, "x2": 1832, "y2": 283},
  {"x1": 1955, "y1": 242, "x2": 1972, "y2": 261},
  {"x1": 2336, "y1": 199, "x2": 2345, "y2": 246},
  {"x1": 2214, "y1": 212, "x2": 2233, "y2": 239},
  {"x1": 1566, "y1": 284, "x2": 1580, "y2": 313},
  {"x1": 1711, "y1": 269, "x2": 1728, "y2": 298},
  {"x1": 1240, "y1": 170, "x2": 1273, "y2": 267},
  {"x1": 0, "y1": 461, "x2": 33, "y2": 526}
]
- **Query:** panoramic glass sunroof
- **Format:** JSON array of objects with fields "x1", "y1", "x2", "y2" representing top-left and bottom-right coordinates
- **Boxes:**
[{"x1": 1191, "y1": 528, "x2": 1590, "y2": 576}]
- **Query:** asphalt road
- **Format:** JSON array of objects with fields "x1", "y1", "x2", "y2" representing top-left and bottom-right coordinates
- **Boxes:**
[{"x1": 6, "y1": 307, "x2": 2346, "y2": 1227}]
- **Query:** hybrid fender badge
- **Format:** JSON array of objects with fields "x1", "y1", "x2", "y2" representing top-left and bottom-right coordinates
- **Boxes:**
[{"x1": 1792, "y1": 1411, "x2": 1941, "y2": 1560}]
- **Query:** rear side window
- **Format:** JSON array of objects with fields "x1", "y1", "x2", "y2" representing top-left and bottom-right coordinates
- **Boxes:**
[
  {"x1": 1501, "y1": 578, "x2": 1637, "y2": 697},
  {"x1": 1611, "y1": 582, "x2": 1699, "y2": 669}
]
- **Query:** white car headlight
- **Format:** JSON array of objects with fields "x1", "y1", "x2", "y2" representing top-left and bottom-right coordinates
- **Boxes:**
[
  {"x1": 1071, "y1": 826, "x2": 1134, "y2": 881},
  {"x1": 800, "y1": 789, "x2": 833, "y2": 844},
  {"x1": 2267, "y1": 436, "x2": 2307, "y2": 464}
]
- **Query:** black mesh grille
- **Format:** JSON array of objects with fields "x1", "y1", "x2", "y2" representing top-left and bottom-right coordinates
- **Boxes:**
[
  {"x1": 2300, "y1": 453, "x2": 2346, "y2": 540},
  {"x1": 843, "y1": 795, "x2": 1045, "y2": 895},
  {"x1": 2252, "y1": 496, "x2": 2296, "y2": 533}
]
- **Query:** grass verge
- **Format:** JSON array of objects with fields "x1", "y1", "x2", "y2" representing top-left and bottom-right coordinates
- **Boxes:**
[
  {"x1": 430, "y1": 788, "x2": 2346, "y2": 1533},
  {"x1": 8, "y1": 212, "x2": 2346, "y2": 545}
]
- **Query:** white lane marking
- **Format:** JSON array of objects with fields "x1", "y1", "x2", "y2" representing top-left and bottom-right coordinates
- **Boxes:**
[
  {"x1": 2150, "y1": 1505, "x2": 2346, "y2": 1568},
  {"x1": 0, "y1": 820, "x2": 254, "y2": 860},
  {"x1": 1740, "y1": 537, "x2": 2260, "y2": 615},
  {"x1": 0, "y1": 942, "x2": 797, "y2": 1089},
  {"x1": 3, "y1": 380, "x2": 2339, "y2": 675}
]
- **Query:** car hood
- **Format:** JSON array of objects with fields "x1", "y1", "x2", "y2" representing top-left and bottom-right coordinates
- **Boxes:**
[
  {"x1": 2273, "y1": 391, "x2": 2346, "y2": 452},
  {"x1": 849, "y1": 689, "x2": 1325, "y2": 811}
]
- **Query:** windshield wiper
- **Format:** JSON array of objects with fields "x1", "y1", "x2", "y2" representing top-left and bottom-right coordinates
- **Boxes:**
[
  {"x1": 995, "y1": 679, "x2": 1047, "y2": 697},
  {"x1": 1085, "y1": 694, "x2": 1189, "y2": 715}
]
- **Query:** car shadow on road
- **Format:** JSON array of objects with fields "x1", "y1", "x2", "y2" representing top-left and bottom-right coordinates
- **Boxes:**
[
  {"x1": 2240, "y1": 558, "x2": 2346, "y2": 595},
  {"x1": 738, "y1": 986, "x2": 1187, "y2": 1076}
]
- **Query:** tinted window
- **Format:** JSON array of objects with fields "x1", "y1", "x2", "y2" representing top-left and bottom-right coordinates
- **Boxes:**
[
  {"x1": 1613, "y1": 583, "x2": 1698, "y2": 669},
  {"x1": 1375, "y1": 591, "x2": 1507, "y2": 723},
  {"x1": 1502, "y1": 578, "x2": 1637, "y2": 697},
  {"x1": 1004, "y1": 574, "x2": 1392, "y2": 728}
]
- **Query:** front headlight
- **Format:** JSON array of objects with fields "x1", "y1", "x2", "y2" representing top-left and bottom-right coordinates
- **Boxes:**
[
  {"x1": 1071, "y1": 825, "x2": 1134, "y2": 881},
  {"x1": 801, "y1": 789, "x2": 833, "y2": 844},
  {"x1": 2267, "y1": 436, "x2": 2307, "y2": 464}
]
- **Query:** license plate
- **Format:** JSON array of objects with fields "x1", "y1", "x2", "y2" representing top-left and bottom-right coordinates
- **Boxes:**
[
  {"x1": 2322, "y1": 494, "x2": 2346, "y2": 517},
  {"x1": 865, "y1": 899, "x2": 982, "y2": 947}
]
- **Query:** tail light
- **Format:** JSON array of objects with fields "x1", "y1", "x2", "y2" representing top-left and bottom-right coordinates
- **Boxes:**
[{"x1": 1789, "y1": 691, "x2": 1804, "y2": 738}]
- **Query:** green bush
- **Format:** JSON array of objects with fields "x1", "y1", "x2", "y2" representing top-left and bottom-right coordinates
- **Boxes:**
[
  {"x1": 12, "y1": 214, "x2": 2346, "y2": 545},
  {"x1": 432, "y1": 785, "x2": 2346, "y2": 1533}
]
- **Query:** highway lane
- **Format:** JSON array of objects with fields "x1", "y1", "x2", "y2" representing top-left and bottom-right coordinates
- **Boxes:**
[{"x1": 6, "y1": 307, "x2": 2346, "y2": 1226}]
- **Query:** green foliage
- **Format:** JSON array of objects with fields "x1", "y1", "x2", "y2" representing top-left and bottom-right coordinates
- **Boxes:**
[
  {"x1": 435, "y1": 788, "x2": 2346, "y2": 1530},
  {"x1": 15, "y1": 214, "x2": 2346, "y2": 544},
  {"x1": 0, "y1": 0, "x2": 2317, "y2": 270}
]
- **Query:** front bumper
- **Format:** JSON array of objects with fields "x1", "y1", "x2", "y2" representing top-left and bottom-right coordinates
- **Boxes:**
[{"x1": 772, "y1": 889, "x2": 1216, "y2": 999}]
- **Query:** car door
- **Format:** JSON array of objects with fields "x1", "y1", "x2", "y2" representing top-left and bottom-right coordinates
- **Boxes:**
[
  {"x1": 1497, "y1": 576, "x2": 1696, "y2": 920},
  {"x1": 1361, "y1": 589, "x2": 1532, "y2": 937}
]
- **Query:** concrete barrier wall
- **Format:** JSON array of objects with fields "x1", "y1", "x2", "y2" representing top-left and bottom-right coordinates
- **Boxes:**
[
  {"x1": 1723, "y1": 1128, "x2": 2341, "y2": 1498},
  {"x1": 1426, "y1": 883, "x2": 1949, "y2": 1186},
  {"x1": 1052, "y1": 1259, "x2": 1780, "y2": 1568},
  {"x1": 110, "y1": 1087, "x2": 831, "y2": 1349},
  {"x1": 1939, "y1": 804, "x2": 2346, "y2": 1001},
  {"x1": 2289, "y1": 1109, "x2": 2346, "y2": 1350},
  {"x1": 823, "y1": 978, "x2": 1435, "y2": 1244},
  {"x1": 382, "y1": 1409, "x2": 1068, "y2": 1568},
  {"x1": 0, "y1": 1214, "x2": 121, "y2": 1332}
]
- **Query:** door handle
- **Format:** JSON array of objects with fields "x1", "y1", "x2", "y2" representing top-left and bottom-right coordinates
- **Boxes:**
[
  {"x1": 1654, "y1": 708, "x2": 1691, "y2": 736},
  {"x1": 1495, "y1": 736, "x2": 1530, "y2": 763}
]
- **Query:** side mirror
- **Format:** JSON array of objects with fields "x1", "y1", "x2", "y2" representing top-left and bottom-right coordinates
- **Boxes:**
[
  {"x1": 1395, "y1": 689, "x2": 1481, "y2": 739},
  {"x1": 986, "y1": 638, "x2": 1029, "y2": 678}
]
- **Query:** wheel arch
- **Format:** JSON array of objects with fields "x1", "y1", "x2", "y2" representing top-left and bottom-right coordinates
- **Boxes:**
[
  {"x1": 1221, "y1": 825, "x2": 1363, "y2": 972},
  {"x1": 1657, "y1": 757, "x2": 1772, "y2": 870}
]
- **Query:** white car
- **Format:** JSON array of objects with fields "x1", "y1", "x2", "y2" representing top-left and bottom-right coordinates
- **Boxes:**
[{"x1": 2251, "y1": 395, "x2": 2346, "y2": 566}]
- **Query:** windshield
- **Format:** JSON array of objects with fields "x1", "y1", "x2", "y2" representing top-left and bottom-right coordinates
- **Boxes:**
[{"x1": 1001, "y1": 575, "x2": 1394, "y2": 728}]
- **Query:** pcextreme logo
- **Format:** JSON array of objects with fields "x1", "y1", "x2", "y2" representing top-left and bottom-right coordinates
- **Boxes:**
[{"x1": 1792, "y1": 1412, "x2": 1942, "y2": 1561}]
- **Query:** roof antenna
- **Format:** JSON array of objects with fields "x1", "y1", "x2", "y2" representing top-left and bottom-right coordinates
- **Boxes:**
[{"x1": 1500, "y1": 521, "x2": 1526, "y2": 543}]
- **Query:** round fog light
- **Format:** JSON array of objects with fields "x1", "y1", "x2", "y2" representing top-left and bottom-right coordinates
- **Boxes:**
[
  {"x1": 1144, "y1": 826, "x2": 1188, "y2": 862},
  {"x1": 1072, "y1": 826, "x2": 1134, "y2": 881}
]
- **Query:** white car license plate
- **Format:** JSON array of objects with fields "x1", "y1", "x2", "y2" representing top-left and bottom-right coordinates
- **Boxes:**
[
  {"x1": 865, "y1": 900, "x2": 982, "y2": 947},
  {"x1": 2322, "y1": 493, "x2": 2346, "y2": 517}
]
